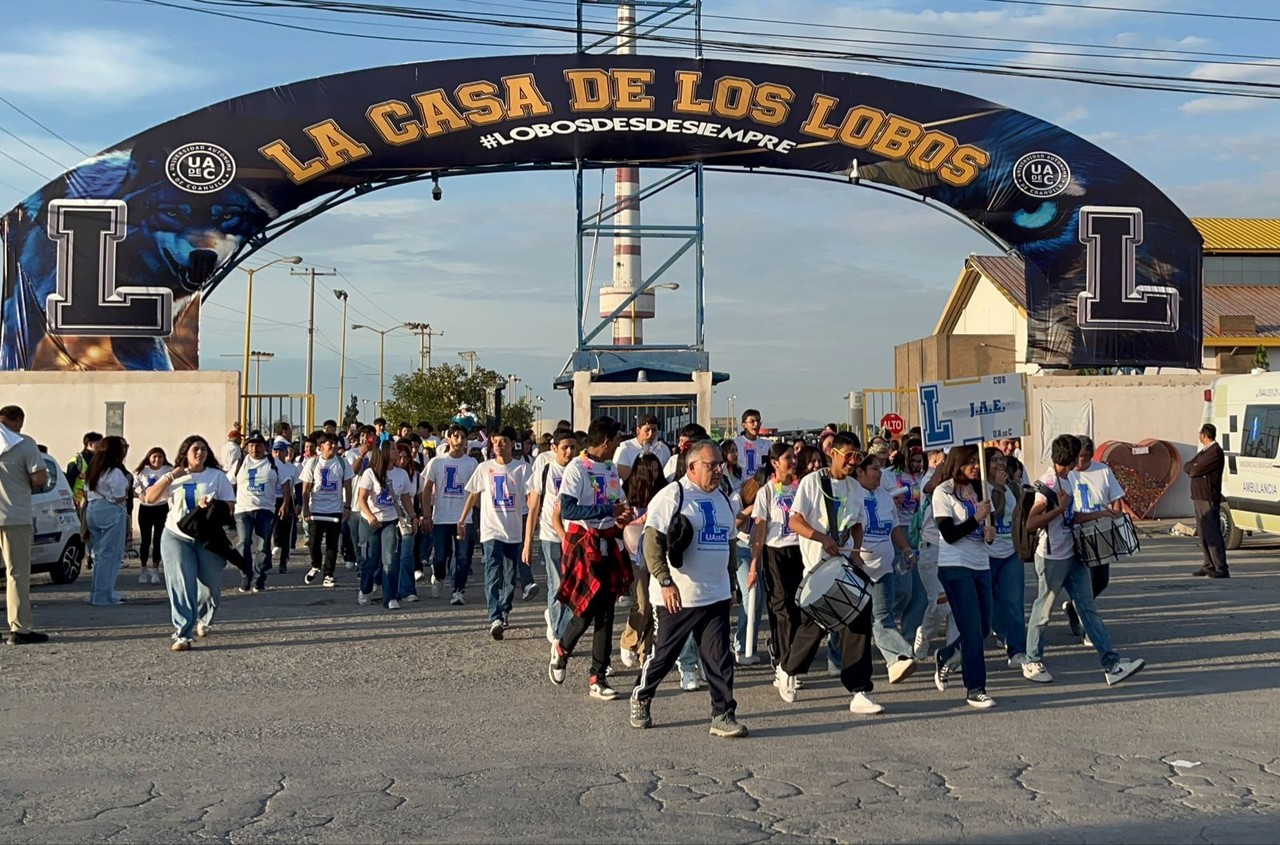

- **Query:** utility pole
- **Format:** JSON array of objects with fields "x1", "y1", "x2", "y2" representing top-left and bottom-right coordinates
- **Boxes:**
[
  {"x1": 403, "y1": 322, "x2": 444, "y2": 372},
  {"x1": 458, "y1": 350, "x2": 478, "y2": 376},
  {"x1": 291, "y1": 266, "x2": 337, "y2": 400},
  {"x1": 334, "y1": 289, "x2": 349, "y2": 424}
]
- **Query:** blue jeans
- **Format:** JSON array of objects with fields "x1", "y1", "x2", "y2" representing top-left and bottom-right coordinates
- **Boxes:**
[
  {"x1": 678, "y1": 633, "x2": 700, "y2": 673},
  {"x1": 893, "y1": 561, "x2": 927, "y2": 646},
  {"x1": 483, "y1": 540, "x2": 519, "y2": 623},
  {"x1": 989, "y1": 552, "x2": 1028, "y2": 656},
  {"x1": 733, "y1": 544, "x2": 764, "y2": 655},
  {"x1": 937, "y1": 567, "x2": 993, "y2": 693},
  {"x1": 160, "y1": 528, "x2": 223, "y2": 641},
  {"x1": 87, "y1": 500, "x2": 126, "y2": 605},
  {"x1": 431, "y1": 523, "x2": 474, "y2": 591},
  {"x1": 541, "y1": 539, "x2": 569, "y2": 640},
  {"x1": 358, "y1": 519, "x2": 400, "y2": 606},
  {"x1": 395, "y1": 527, "x2": 418, "y2": 599},
  {"x1": 236, "y1": 509, "x2": 276, "y2": 589},
  {"x1": 1027, "y1": 553, "x2": 1120, "y2": 669},
  {"x1": 869, "y1": 570, "x2": 918, "y2": 665}
]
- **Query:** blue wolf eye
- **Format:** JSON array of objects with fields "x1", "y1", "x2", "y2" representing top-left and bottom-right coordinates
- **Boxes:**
[{"x1": 1012, "y1": 201, "x2": 1058, "y2": 230}]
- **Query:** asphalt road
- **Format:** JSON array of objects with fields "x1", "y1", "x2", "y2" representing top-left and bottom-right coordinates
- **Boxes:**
[{"x1": 1, "y1": 528, "x2": 1277, "y2": 844}]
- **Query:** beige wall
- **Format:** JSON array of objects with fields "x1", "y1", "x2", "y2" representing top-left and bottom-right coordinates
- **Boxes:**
[
  {"x1": 0, "y1": 371, "x2": 239, "y2": 467},
  {"x1": 1026, "y1": 374, "x2": 1213, "y2": 519}
]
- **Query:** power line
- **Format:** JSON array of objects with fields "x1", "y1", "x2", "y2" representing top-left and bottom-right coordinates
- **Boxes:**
[
  {"x1": 0, "y1": 95, "x2": 90, "y2": 158},
  {"x1": 136, "y1": 0, "x2": 1280, "y2": 100},
  {"x1": 0, "y1": 145, "x2": 54, "y2": 181},
  {"x1": 972, "y1": 0, "x2": 1280, "y2": 24},
  {"x1": 0, "y1": 123, "x2": 75, "y2": 171}
]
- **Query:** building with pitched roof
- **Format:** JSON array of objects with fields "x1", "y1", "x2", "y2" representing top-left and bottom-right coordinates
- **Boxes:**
[{"x1": 895, "y1": 218, "x2": 1280, "y2": 393}]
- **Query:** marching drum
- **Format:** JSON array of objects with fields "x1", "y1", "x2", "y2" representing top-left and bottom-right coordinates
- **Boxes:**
[
  {"x1": 798, "y1": 554, "x2": 873, "y2": 631},
  {"x1": 1072, "y1": 514, "x2": 1141, "y2": 567}
]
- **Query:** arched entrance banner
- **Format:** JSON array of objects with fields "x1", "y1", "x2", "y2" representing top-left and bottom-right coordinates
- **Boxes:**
[{"x1": 1, "y1": 54, "x2": 1201, "y2": 371}]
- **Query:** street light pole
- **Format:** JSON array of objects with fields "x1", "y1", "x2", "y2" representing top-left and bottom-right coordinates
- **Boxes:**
[
  {"x1": 727, "y1": 394, "x2": 737, "y2": 434},
  {"x1": 239, "y1": 255, "x2": 302, "y2": 429},
  {"x1": 334, "y1": 289, "x2": 349, "y2": 424},
  {"x1": 458, "y1": 350, "x2": 477, "y2": 376},
  {"x1": 352, "y1": 323, "x2": 400, "y2": 418}
]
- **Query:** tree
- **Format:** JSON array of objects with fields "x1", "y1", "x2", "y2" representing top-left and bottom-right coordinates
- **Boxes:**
[
  {"x1": 501, "y1": 398, "x2": 535, "y2": 433},
  {"x1": 382, "y1": 364, "x2": 511, "y2": 430},
  {"x1": 343, "y1": 394, "x2": 360, "y2": 428},
  {"x1": 1253, "y1": 345, "x2": 1270, "y2": 372}
]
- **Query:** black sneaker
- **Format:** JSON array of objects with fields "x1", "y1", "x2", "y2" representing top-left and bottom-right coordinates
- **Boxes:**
[
  {"x1": 1063, "y1": 600, "x2": 1083, "y2": 638},
  {"x1": 709, "y1": 710, "x2": 749, "y2": 738},
  {"x1": 966, "y1": 689, "x2": 997, "y2": 709},
  {"x1": 489, "y1": 619, "x2": 504, "y2": 640},
  {"x1": 277, "y1": 565, "x2": 287, "y2": 575},
  {"x1": 629, "y1": 697, "x2": 652, "y2": 729},
  {"x1": 1207, "y1": 570, "x2": 1230, "y2": 579},
  {"x1": 6, "y1": 631, "x2": 50, "y2": 645},
  {"x1": 1192, "y1": 567, "x2": 1212, "y2": 577}
]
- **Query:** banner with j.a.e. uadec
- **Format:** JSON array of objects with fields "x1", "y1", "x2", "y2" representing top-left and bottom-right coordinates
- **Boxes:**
[{"x1": 0, "y1": 54, "x2": 1201, "y2": 371}]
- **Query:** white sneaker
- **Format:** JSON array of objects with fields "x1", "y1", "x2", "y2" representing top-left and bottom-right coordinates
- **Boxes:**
[
  {"x1": 138, "y1": 571, "x2": 151, "y2": 584},
  {"x1": 1007, "y1": 652, "x2": 1028, "y2": 669},
  {"x1": 489, "y1": 619, "x2": 504, "y2": 640},
  {"x1": 322, "y1": 576, "x2": 335, "y2": 588},
  {"x1": 345, "y1": 560, "x2": 357, "y2": 570},
  {"x1": 1083, "y1": 633, "x2": 1094, "y2": 647},
  {"x1": 414, "y1": 570, "x2": 425, "y2": 582},
  {"x1": 1104, "y1": 657, "x2": 1145, "y2": 686},
  {"x1": 620, "y1": 648, "x2": 637, "y2": 669},
  {"x1": 850, "y1": 692, "x2": 884, "y2": 715},
  {"x1": 548, "y1": 647, "x2": 566, "y2": 686},
  {"x1": 271, "y1": 546, "x2": 282, "y2": 559},
  {"x1": 1022, "y1": 660, "x2": 1054, "y2": 683},
  {"x1": 387, "y1": 599, "x2": 401, "y2": 610},
  {"x1": 357, "y1": 590, "x2": 371, "y2": 606},
  {"x1": 304, "y1": 567, "x2": 320, "y2": 585},
  {"x1": 522, "y1": 582, "x2": 539, "y2": 601},
  {"x1": 431, "y1": 580, "x2": 442, "y2": 598},
  {"x1": 827, "y1": 657, "x2": 840, "y2": 676},
  {"x1": 402, "y1": 593, "x2": 419, "y2": 603},
  {"x1": 450, "y1": 591, "x2": 465, "y2": 606},
  {"x1": 735, "y1": 651, "x2": 762, "y2": 666},
  {"x1": 888, "y1": 657, "x2": 917, "y2": 684},
  {"x1": 545, "y1": 609, "x2": 555, "y2": 644},
  {"x1": 680, "y1": 669, "x2": 701, "y2": 691},
  {"x1": 777, "y1": 670, "x2": 798, "y2": 703},
  {"x1": 149, "y1": 570, "x2": 163, "y2": 585}
]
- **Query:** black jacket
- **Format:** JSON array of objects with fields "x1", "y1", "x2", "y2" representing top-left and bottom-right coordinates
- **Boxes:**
[
  {"x1": 1183, "y1": 442, "x2": 1224, "y2": 504},
  {"x1": 176, "y1": 499, "x2": 248, "y2": 573}
]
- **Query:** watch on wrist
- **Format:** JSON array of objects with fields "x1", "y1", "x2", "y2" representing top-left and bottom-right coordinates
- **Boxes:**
[{"x1": 660, "y1": 577, "x2": 675, "y2": 588}]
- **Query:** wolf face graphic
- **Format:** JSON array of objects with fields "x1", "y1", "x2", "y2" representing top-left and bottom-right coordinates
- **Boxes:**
[{"x1": 2, "y1": 147, "x2": 278, "y2": 370}]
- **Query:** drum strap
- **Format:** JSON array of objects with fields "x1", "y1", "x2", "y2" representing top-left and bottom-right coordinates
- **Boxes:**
[{"x1": 819, "y1": 471, "x2": 839, "y2": 542}]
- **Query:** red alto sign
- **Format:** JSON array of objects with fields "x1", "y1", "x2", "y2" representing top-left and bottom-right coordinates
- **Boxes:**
[{"x1": 880, "y1": 413, "x2": 906, "y2": 435}]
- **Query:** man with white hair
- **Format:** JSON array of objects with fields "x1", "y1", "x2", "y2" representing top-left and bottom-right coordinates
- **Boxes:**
[{"x1": 630, "y1": 440, "x2": 746, "y2": 738}]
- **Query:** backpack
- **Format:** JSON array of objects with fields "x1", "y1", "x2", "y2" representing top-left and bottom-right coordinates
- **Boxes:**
[{"x1": 1012, "y1": 482, "x2": 1052, "y2": 562}]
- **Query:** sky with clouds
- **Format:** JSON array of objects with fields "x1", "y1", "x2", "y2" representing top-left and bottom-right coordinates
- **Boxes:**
[{"x1": 2, "y1": 0, "x2": 1279, "y2": 428}]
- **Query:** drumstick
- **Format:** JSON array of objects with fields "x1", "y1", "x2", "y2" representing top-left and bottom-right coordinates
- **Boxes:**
[{"x1": 744, "y1": 583, "x2": 759, "y2": 660}]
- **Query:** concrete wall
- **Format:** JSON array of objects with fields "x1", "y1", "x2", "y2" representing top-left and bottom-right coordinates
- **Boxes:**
[
  {"x1": 570, "y1": 370, "x2": 713, "y2": 432},
  {"x1": 0, "y1": 371, "x2": 240, "y2": 467},
  {"x1": 1025, "y1": 374, "x2": 1214, "y2": 519},
  {"x1": 893, "y1": 334, "x2": 1016, "y2": 427}
]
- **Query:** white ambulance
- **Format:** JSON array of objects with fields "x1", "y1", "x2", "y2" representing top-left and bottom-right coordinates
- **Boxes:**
[{"x1": 1205, "y1": 370, "x2": 1280, "y2": 549}]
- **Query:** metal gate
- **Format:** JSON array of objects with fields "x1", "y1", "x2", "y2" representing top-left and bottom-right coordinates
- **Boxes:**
[
  {"x1": 590, "y1": 399, "x2": 695, "y2": 441},
  {"x1": 859, "y1": 388, "x2": 917, "y2": 443},
  {"x1": 243, "y1": 393, "x2": 315, "y2": 437}
]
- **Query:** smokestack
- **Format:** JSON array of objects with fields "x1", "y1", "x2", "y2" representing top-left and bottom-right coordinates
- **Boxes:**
[{"x1": 598, "y1": 2, "x2": 654, "y2": 346}]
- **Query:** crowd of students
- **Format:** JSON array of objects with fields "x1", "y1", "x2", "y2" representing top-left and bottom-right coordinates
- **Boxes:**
[{"x1": 2, "y1": 403, "x2": 1147, "y2": 738}]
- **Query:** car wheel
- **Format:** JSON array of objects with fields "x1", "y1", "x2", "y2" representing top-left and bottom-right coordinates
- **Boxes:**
[
  {"x1": 1220, "y1": 504, "x2": 1244, "y2": 551},
  {"x1": 48, "y1": 536, "x2": 84, "y2": 584}
]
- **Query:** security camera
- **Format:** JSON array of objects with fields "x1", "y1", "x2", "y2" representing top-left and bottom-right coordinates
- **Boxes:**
[{"x1": 432, "y1": 183, "x2": 443, "y2": 201}]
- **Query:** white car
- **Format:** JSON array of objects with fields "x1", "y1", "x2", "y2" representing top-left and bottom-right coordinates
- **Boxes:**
[{"x1": 30, "y1": 453, "x2": 85, "y2": 584}]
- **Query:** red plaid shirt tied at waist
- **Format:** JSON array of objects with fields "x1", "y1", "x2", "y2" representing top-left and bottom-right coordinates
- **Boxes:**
[{"x1": 555, "y1": 523, "x2": 634, "y2": 616}]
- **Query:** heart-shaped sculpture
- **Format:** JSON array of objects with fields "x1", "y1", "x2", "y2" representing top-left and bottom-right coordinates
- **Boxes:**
[{"x1": 1095, "y1": 439, "x2": 1181, "y2": 519}]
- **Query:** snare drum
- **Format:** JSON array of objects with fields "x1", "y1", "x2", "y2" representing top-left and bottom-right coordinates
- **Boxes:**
[
  {"x1": 1072, "y1": 514, "x2": 1141, "y2": 567},
  {"x1": 798, "y1": 555, "x2": 873, "y2": 631}
]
